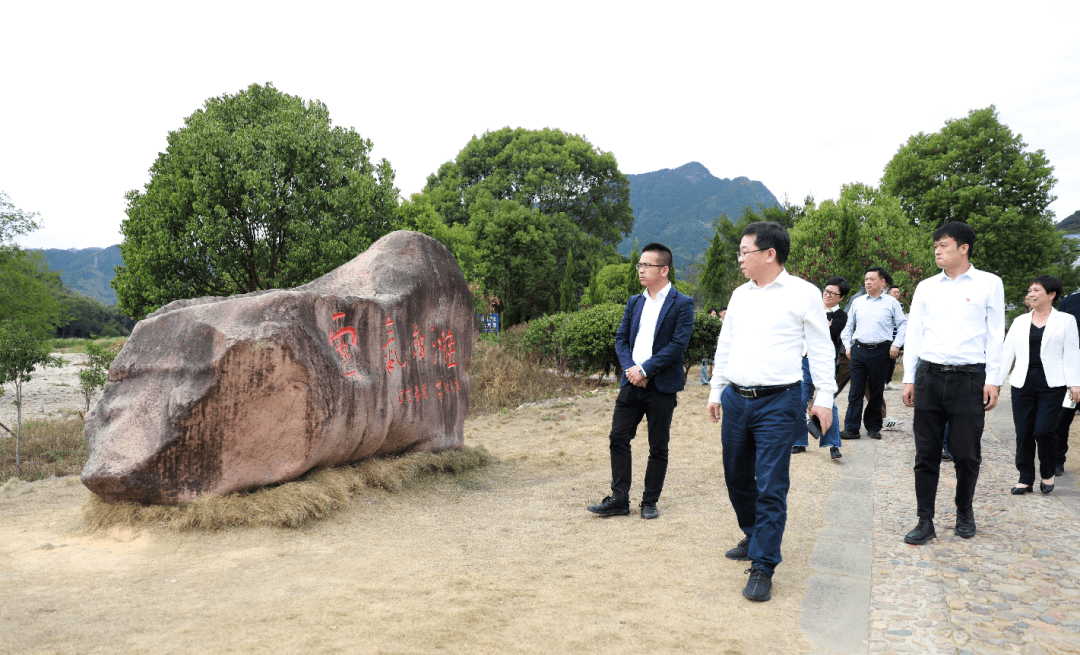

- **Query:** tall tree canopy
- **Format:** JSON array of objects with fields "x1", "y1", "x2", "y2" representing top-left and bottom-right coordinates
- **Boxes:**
[
  {"x1": 880, "y1": 105, "x2": 1076, "y2": 301},
  {"x1": 0, "y1": 191, "x2": 65, "y2": 338},
  {"x1": 114, "y1": 82, "x2": 399, "y2": 319},
  {"x1": 786, "y1": 184, "x2": 935, "y2": 302},
  {"x1": 407, "y1": 127, "x2": 632, "y2": 324}
]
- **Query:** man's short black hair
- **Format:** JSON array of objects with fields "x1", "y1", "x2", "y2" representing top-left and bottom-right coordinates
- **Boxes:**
[
  {"x1": 1031, "y1": 275, "x2": 1064, "y2": 306},
  {"x1": 865, "y1": 266, "x2": 892, "y2": 287},
  {"x1": 741, "y1": 221, "x2": 790, "y2": 264},
  {"x1": 933, "y1": 221, "x2": 977, "y2": 258},
  {"x1": 641, "y1": 242, "x2": 673, "y2": 270},
  {"x1": 707, "y1": 307, "x2": 718, "y2": 315},
  {"x1": 826, "y1": 276, "x2": 850, "y2": 297}
]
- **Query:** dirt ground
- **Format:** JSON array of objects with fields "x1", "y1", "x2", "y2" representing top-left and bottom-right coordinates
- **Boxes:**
[{"x1": 0, "y1": 382, "x2": 842, "y2": 655}]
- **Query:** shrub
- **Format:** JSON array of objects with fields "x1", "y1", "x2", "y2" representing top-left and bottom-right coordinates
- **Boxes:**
[
  {"x1": 684, "y1": 311, "x2": 724, "y2": 381},
  {"x1": 559, "y1": 302, "x2": 624, "y2": 379}
]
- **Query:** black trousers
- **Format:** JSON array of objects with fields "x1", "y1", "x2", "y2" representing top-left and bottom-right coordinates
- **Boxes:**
[
  {"x1": 1011, "y1": 368, "x2": 1063, "y2": 483},
  {"x1": 844, "y1": 343, "x2": 891, "y2": 434},
  {"x1": 912, "y1": 362, "x2": 986, "y2": 518},
  {"x1": 608, "y1": 381, "x2": 678, "y2": 504},
  {"x1": 1055, "y1": 405, "x2": 1076, "y2": 465}
]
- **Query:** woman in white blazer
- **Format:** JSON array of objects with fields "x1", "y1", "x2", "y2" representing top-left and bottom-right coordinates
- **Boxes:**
[{"x1": 1001, "y1": 275, "x2": 1080, "y2": 494}]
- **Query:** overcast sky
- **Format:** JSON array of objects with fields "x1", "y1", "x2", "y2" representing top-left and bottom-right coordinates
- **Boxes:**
[{"x1": 4, "y1": 1, "x2": 1078, "y2": 251}]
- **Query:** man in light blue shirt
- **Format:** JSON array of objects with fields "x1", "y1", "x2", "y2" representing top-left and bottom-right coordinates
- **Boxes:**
[{"x1": 839, "y1": 267, "x2": 907, "y2": 439}]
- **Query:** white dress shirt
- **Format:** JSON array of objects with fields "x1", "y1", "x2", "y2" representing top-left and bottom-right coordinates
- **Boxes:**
[
  {"x1": 841, "y1": 293, "x2": 908, "y2": 348},
  {"x1": 902, "y1": 265, "x2": 1005, "y2": 385},
  {"x1": 632, "y1": 282, "x2": 672, "y2": 375},
  {"x1": 1000, "y1": 308, "x2": 1080, "y2": 389},
  {"x1": 710, "y1": 270, "x2": 837, "y2": 408}
]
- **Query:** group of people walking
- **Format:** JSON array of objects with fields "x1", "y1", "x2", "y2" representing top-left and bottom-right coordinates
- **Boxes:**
[{"x1": 584, "y1": 221, "x2": 1075, "y2": 604}]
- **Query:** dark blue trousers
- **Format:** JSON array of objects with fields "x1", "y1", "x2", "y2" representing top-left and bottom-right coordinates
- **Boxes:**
[{"x1": 721, "y1": 383, "x2": 801, "y2": 576}]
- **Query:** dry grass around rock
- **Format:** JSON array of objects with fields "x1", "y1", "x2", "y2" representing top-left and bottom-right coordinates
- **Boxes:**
[
  {"x1": 82, "y1": 446, "x2": 492, "y2": 531},
  {"x1": 0, "y1": 415, "x2": 87, "y2": 482},
  {"x1": 468, "y1": 337, "x2": 607, "y2": 415}
]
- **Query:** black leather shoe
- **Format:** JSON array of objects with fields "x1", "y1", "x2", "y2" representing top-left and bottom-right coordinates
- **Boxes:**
[
  {"x1": 868, "y1": 431, "x2": 882, "y2": 439},
  {"x1": 1056, "y1": 463, "x2": 1066, "y2": 477},
  {"x1": 791, "y1": 445, "x2": 806, "y2": 454},
  {"x1": 587, "y1": 496, "x2": 629, "y2": 516},
  {"x1": 942, "y1": 449, "x2": 953, "y2": 462},
  {"x1": 1011, "y1": 484, "x2": 1032, "y2": 495},
  {"x1": 1041, "y1": 481, "x2": 1055, "y2": 494},
  {"x1": 640, "y1": 503, "x2": 658, "y2": 520},
  {"x1": 830, "y1": 447, "x2": 842, "y2": 459},
  {"x1": 840, "y1": 431, "x2": 861, "y2": 440},
  {"x1": 955, "y1": 507, "x2": 976, "y2": 538},
  {"x1": 725, "y1": 537, "x2": 751, "y2": 561},
  {"x1": 903, "y1": 518, "x2": 936, "y2": 545},
  {"x1": 742, "y1": 566, "x2": 772, "y2": 602}
]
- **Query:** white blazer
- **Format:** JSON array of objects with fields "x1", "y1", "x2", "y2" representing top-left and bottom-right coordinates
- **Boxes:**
[{"x1": 1000, "y1": 308, "x2": 1080, "y2": 389}]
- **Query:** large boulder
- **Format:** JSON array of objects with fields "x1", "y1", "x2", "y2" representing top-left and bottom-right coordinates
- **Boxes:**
[{"x1": 82, "y1": 231, "x2": 475, "y2": 505}]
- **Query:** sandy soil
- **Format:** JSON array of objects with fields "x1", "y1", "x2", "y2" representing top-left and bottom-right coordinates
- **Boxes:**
[{"x1": 0, "y1": 377, "x2": 842, "y2": 655}]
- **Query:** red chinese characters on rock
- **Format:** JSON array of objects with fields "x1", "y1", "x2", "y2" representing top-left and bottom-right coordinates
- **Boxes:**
[
  {"x1": 391, "y1": 323, "x2": 464, "y2": 405},
  {"x1": 328, "y1": 312, "x2": 359, "y2": 378},
  {"x1": 383, "y1": 318, "x2": 406, "y2": 374}
]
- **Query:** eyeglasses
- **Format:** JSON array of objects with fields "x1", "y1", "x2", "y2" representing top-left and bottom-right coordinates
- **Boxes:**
[
  {"x1": 737, "y1": 248, "x2": 764, "y2": 259},
  {"x1": 636, "y1": 263, "x2": 664, "y2": 271},
  {"x1": 823, "y1": 290, "x2": 841, "y2": 297}
]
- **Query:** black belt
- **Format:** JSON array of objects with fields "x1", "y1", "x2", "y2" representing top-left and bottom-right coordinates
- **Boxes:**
[
  {"x1": 927, "y1": 362, "x2": 985, "y2": 373},
  {"x1": 730, "y1": 381, "x2": 800, "y2": 399},
  {"x1": 855, "y1": 340, "x2": 891, "y2": 350}
]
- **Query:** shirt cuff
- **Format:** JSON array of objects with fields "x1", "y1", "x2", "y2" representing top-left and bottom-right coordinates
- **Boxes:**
[
  {"x1": 708, "y1": 386, "x2": 724, "y2": 405},
  {"x1": 811, "y1": 390, "x2": 833, "y2": 409}
]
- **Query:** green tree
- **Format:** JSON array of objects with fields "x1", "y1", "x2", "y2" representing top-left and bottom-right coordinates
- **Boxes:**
[
  {"x1": 559, "y1": 249, "x2": 577, "y2": 312},
  {"x1": 467, "y1": 198, "x2": 559, "y2": 324},
  {"x1": 581, "y1": 267, "x2": 606, "y2": 308},
  {"x1": 417, "y1": 127, "x2": 633, "y2": 325},
  {"x1": 114, "y1": 82, "x2": 399, "y2": 319},
  {"x1": 626, "y1": 239, "x2": 640, "y2": 297},
  {"x1": 880, "y1": 105, "x2": 1076, "y2": 300},
  {"x1": 787, "y1": 183, "x2": 935, "y2": 298},
  {"x1": 0, "y1": 192, "x2": 66, "y2": 339},
  {"x1": 0, "y1": 322, "x2": 63, "y2": 477},
  {"x1": 78, "y1": 341, "x2": 121, "y2": 413}
]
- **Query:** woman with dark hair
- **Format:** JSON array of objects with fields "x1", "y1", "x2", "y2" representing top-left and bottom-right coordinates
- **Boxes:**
[{"x1": 1000, "y1": 275, "x2": 1080, "y2": 494}]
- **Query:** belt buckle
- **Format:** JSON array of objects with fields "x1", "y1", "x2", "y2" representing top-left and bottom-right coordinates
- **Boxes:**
[{"x1": 940, "y1": 365, "x2": 957, "y2": 372}]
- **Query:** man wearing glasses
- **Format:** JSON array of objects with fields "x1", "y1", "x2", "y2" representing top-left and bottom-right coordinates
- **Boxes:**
[
  {"x1": 708, "y1": 222, "x2": 836, "y2": 602},
  {"x1": 588, "y1": 242, "x2": 694, "y2": 520}
]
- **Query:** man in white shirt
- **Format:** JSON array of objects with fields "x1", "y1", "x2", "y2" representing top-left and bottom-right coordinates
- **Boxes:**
[
  {"x1": 707, "y1": 222, "x2": 836, "y2": 602},
  {"x1": 839, "y1": 267, "x2": 907, "y2": 439},
  {"x1": 901, "y1": 222, "x2": 1005, "y2": 544},
  {"x1": 588, "y1": 243, "x2": 695, "y2": 520}
]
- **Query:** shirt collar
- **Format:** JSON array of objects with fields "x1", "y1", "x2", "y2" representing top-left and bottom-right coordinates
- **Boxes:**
[
  {"x1": 749, "y1": 269, "x2": 791, "y2": 290},
  {"x1": 644, "y1": 282, "x2": 673, "y2": 301}
]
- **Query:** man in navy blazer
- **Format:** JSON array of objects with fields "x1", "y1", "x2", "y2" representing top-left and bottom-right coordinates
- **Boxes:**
[{"x1": 588, "y1": 242, "x2": 695, "y2": 519}]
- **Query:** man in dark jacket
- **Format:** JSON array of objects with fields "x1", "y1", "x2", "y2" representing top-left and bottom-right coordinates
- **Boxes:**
[{"x1": 588, "y1": 242, "x2": 695, "y2": 520}]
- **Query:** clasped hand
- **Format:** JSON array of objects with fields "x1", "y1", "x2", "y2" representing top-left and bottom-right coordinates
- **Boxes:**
[{"x1": 625, "y1": 365, "x2": 648, "y2": 388}]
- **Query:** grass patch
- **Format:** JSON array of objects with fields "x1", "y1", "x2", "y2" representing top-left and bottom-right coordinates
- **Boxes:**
[
  {"x1": 0, "y1": 415, "x2": 87, "y2": 482},
  {"x1": 468, "y1": 338, "x2": 610, "y2": 416},
  {"x1": 81, "y1": 446, "x2": 492, "y2": 530},
  {"x1": 48, "y1": 336, "x2": 128, "y2": 354}
]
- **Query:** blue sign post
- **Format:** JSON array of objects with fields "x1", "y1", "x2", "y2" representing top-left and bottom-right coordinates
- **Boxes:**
[{"x1": 477, "y1": 313, "x2": 500, "y2": 336}]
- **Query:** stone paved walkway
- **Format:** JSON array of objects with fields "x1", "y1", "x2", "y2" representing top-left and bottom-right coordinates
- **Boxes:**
[{"x1": 817, "y1": 386, "x2": 1080, "y2": 655}]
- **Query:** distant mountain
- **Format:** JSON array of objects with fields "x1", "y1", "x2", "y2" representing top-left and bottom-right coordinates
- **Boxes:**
[
  {"x1": 37, "y1": 245, "x2": 123, "y2": 305},
  {"x1": 1057, "y1": 210, "x2": 1080, "y2": 231},
  {"x1": 620, "y1": 162, "x2": 779, "y2": 270}
]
